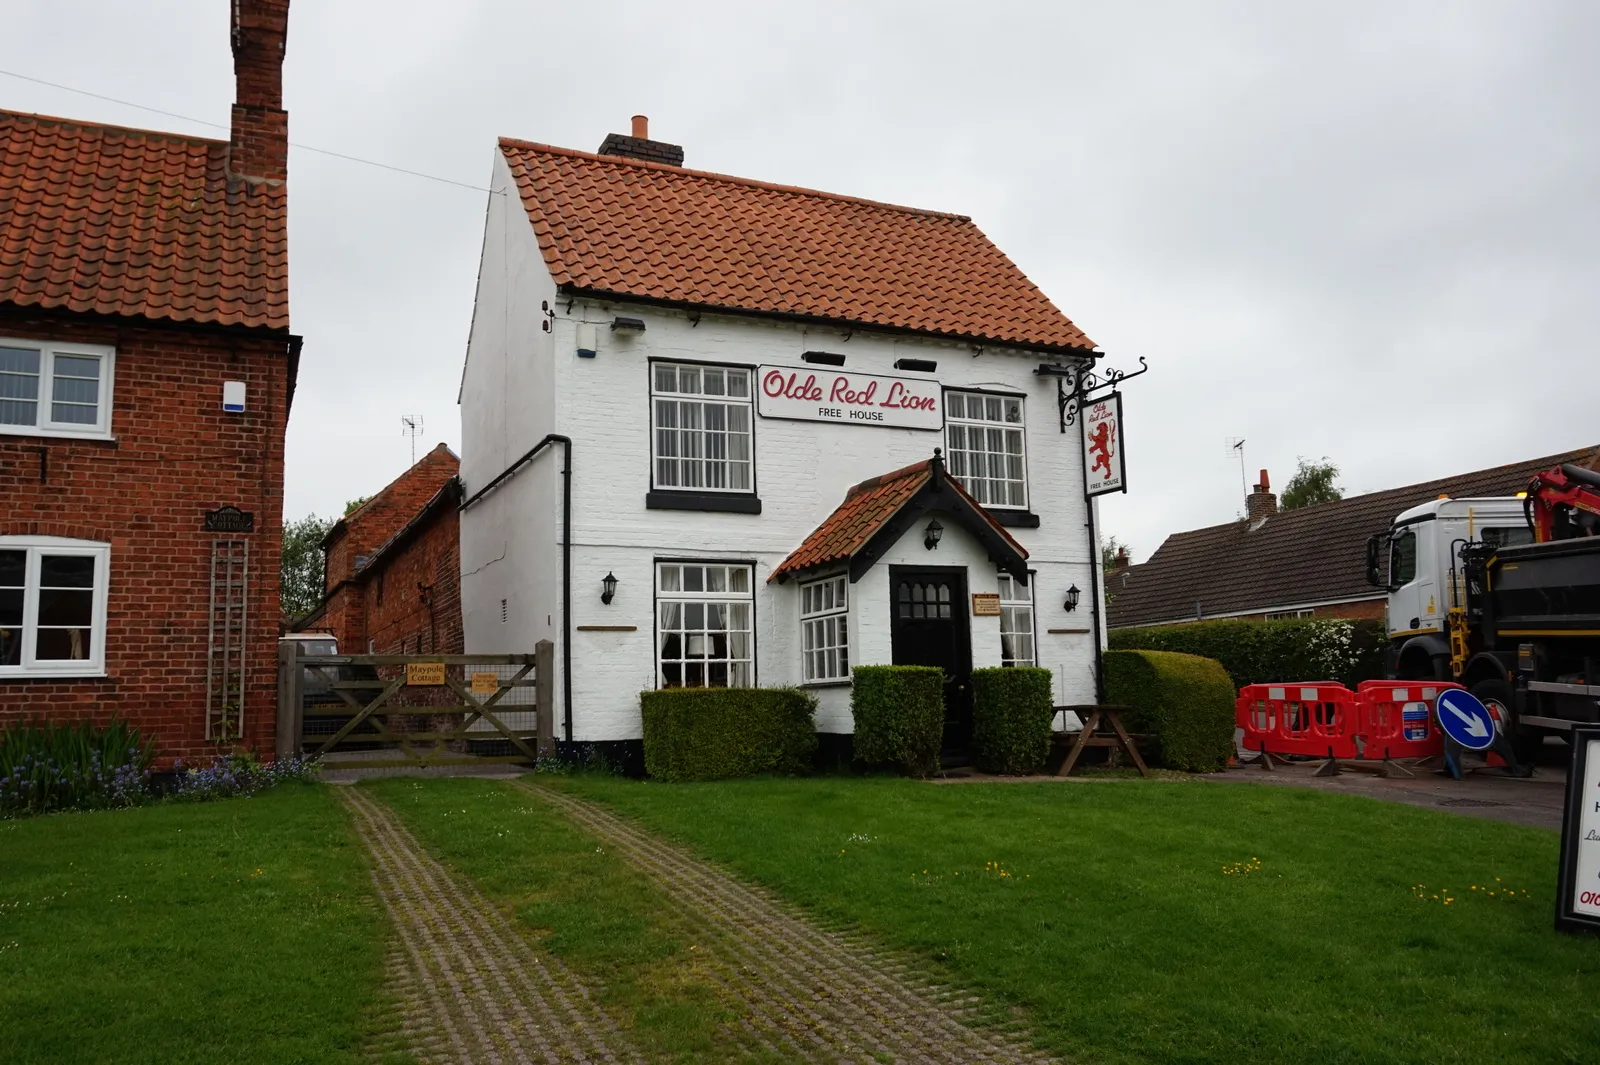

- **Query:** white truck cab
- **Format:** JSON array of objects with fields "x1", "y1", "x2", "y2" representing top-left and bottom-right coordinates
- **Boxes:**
[{"x1": 1368, "y1": 496, "x2": 1532, "y2": 676}]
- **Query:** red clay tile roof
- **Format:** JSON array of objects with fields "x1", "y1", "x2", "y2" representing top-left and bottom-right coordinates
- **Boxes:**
[
  {"x1": 1106, "y1": 446, "x2": 1600, "y2": 628},
  {"x1": 0, "y1": 109, "x2": 288, "y2": 330},
  {"x1": 770, "y1": 458, "x2": 1027, "y2": 582},
  {"x1": 499, "y1": 139, "x2": 1094, "y2": 352}
]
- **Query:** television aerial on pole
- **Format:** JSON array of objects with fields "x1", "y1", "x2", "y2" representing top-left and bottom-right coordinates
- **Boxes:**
[
  {"x1": 1226, "y1": 437, "x2": 1248, "y2": 502},
  {"x1": 401, "y1": 414, "x2": 424, "y2": 465}
]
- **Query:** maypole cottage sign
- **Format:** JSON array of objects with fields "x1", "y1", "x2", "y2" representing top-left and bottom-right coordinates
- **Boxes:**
[{"x1": 757, "y1": 366, "x2": 942, "y2": 430}]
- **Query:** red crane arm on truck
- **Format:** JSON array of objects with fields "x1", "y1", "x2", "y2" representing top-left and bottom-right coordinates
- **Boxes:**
[{"x1": 1525, "y1": 463, "x2": 1600, "y2": 542}]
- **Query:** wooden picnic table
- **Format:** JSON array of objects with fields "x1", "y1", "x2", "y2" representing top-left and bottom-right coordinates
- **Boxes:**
[{"x1": 1054, "y1": 704, "x2": 1151, "y2": 778}]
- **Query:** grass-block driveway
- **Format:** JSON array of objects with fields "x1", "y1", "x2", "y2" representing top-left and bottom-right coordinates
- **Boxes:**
[{"x1": 3, "y1": 774, "x2": 1596, "y2": 1064}]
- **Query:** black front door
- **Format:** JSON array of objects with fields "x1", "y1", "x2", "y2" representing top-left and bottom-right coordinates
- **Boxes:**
[{"x1": 889, "y1": 566, "x2": 973, "y2": 753}]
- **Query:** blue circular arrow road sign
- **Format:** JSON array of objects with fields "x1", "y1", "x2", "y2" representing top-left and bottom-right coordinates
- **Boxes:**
[{"x1": 1436, "y1": 689, "x2": 1497, "y2": 751}]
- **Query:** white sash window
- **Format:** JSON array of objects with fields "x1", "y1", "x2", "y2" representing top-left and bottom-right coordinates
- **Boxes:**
[{"x1": 0, "y1": 537, "x2": 111, "y2": 676}]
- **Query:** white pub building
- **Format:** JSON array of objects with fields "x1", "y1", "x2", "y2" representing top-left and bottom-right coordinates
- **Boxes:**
[{"x1": 458, "y1": 117, "x2": 1117, "y2": 757}]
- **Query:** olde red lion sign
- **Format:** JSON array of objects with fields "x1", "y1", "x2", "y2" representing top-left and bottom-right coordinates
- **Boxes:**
[
  {"x1": 1083, "y1": 392, "x2": 1126, "y2": 497},
  {"x1": 756, "y1": 366, "x2": 942, "y2": 430}
]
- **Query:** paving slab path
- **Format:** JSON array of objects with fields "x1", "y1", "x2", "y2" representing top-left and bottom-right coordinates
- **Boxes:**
[
  {"x1": 342, "y1": 786, "x2": 642, "y2": 1065},
  {"x1": 516, "y1": 780, "x2": 1059, "y2": 1065}
]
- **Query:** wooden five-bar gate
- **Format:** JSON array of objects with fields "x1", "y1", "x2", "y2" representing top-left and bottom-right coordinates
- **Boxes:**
[{"x1": 276, "y1": 641, "x2": 555, "y2": 770}]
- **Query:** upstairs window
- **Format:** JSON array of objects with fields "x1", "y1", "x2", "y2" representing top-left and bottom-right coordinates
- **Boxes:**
[
  {"x1": 997, "y1": 573, "x2": 1035, "y2": 667},
  {"x1": 0, "y1": 340, "x2": 113, "y2": 439},
  {"x1": 800, "y1": 574, "x2": 849, "y2": 683},
  {"x1": 0, "y1": 537, "x2": 110, "y2": 677},
  {"x1": 657, "y1": 562, "x2": 754, "y2": 688},
  {"x1": 945, "y1": 391, "x2": 1026, "y2": 508},
  {"x1": 652, "y1": 363, "x2": 753, "y2": 493}
]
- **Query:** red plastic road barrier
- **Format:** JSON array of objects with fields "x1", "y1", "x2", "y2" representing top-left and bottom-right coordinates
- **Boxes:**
[
  {"x1": 1354, "y1": 680, "x2": 1459, "y2": 761},
  {"x1": 1236, "y1": 683, "x2": 1360, "y2": 759}
]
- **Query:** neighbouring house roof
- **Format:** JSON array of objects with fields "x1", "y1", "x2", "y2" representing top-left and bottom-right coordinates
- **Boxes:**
[
  {"x1": 324, "y1": 443, "x2": 460, "y2": 569},
  {"x1": 770, "y1": 453, "x2": 1029, "y2": 584},
  {"x1": 498, "y1": 139, "x2": 1095, "y2": 353},
  {"x1": 1107, "y1": 446, "x2": 1600, "y2": 629},
  {"x1": 0, "y1": 109, "x2": 288, "y2": 331}
]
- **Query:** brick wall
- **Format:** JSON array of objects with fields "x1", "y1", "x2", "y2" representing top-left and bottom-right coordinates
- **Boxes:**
[
  {"x1": 364, "y1": 488, "x2": 463, "y2": 655},
  {"x1": 0, "y1": 307, "x2": 291, "y2": 765},
  {"x1": 325, "y1": 444, "x2": 458, "y2": 586}
]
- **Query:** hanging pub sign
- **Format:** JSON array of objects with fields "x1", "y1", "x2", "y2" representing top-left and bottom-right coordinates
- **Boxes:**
[
  {"x1": 204, "y1": 506, "x2": 255, "y2": 532},
  {"x1": 1557, "y1": 725, "x2": 1600, "y2": 935},
  {"x1": 756, "y1": 365, "x2": 942, "y2": 430},
  {"x1": 1082, "y1": 392, "x2": 1126, "y2": 497}
]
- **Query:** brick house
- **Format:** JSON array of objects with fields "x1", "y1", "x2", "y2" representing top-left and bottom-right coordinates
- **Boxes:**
[
  {"x1": 0, "y1": 0, "x2": 296, "y2": 762},
  {"x1": 1107, "y1": 446, "x2": 1600, "y2": 629},
  {"x1": 296, "y1": 444, "x2": 463, "y2": 655}
]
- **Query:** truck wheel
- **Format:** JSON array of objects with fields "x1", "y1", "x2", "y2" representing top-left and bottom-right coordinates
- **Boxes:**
[{"x1": 1469, "y1": 677, "x2": 1543, "y2": 764}]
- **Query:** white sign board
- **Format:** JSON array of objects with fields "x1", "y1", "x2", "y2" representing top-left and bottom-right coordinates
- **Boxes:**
[
  {"x1": 1082, "y1": 392, "x2": 1126, "y2": 497},
  {"x1": 756, "y1": 366, "x2": 942, "y2": 431},
  {"x1": 1561, "y1": 731, "x2": 1600, "y2": 930}
]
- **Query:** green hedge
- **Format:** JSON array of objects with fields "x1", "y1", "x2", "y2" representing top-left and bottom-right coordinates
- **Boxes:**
[
  {"x1": 971, "y1": 667, "x2": 1055, "y2": 774},
  {"x1": 1108, "y1": 617, "x2": 1387, "y2": 690},
  {"x1": 850, "y1": 665, "x2": 944, "y2": 776},
  {"x1": 640, "y1": 688, "x2": 817, "y2": 782},
  {"x1": 1104, "y1": 649, "x2": 1235, "y2": 773}
]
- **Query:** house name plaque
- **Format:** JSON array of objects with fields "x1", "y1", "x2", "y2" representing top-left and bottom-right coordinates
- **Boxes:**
[
  {"x1": 756, "y1": 366, "x2": 942, "y2": 430},
  {"x1": 203, "y1": 506, "x2": 255, "y2": 533}
]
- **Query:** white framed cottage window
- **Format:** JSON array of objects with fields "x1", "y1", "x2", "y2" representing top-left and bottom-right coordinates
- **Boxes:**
[
  {"x1": 800, "y1": 574, "x2": 849, "y2": 683},
  {"x1": 0, "y1": 537, "x2": 111, "y2": 676},
  {"x1": 997, "y1": 572, "x2": 1036, "y2": 667},
  {"x1": 945, "y1": 391, "x2": 1026, "y2": 508},
  {"x1": 651, "y1": 363, "x2": 753, "y2": 492},
  {"x1": 657, "y1": 562, "x2": 754, "y2": 688},
  {"x1": 0, "y1": 339, "x2": 114, "y2": 439}
]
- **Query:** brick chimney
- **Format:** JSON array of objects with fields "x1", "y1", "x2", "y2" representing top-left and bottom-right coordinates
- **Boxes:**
[
  {"x1": 1246, "y1": 469, "x2": 1277, "y2": 525},
  {"x1": 1107, "y1": 545, "x2": 1131, "y2": 578},
  {"x1": 597, "y1": 115, "x2": 685, "y2": 167},
  {"x1": 228, "y1": 0, "x2": 290, "y2": 184}
]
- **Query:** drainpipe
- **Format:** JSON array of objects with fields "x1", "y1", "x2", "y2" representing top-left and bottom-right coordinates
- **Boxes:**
[{"x1": 460, "y1": 433, "x2": 574, "y2": 742}]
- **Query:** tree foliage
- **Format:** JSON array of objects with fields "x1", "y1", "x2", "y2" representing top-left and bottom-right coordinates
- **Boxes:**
[
  {"x1": 280, "y1": 513, "x2": 334, "y2": 621},
  {"x1": 1280, "y1": 457, "x2": 1343, "y2": 511},
  {"x1": 343, "y1": 496, "x2": 371, "y2": 516}
]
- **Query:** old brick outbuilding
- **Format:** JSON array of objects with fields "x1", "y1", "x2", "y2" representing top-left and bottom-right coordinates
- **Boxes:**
[
  {"x1": 0, "y1": 1, "x2": 296, "y2": 763},
  {"x1": 297, "y1": 444, "x2": 463, "y2": 656}
]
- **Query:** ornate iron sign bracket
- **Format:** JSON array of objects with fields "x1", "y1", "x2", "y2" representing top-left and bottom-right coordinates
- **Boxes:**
[{"x1": 1038, "y1": 355, "x2": 1149, "y2": 432}]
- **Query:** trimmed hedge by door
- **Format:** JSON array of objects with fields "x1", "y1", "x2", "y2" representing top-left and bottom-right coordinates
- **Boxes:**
[
  {"x1": 1103, "y1": 649, "x2": 1235, "y2": 772},
  {"x1": 850, "y1": 665, "x2": 944, "y2": 776},
  {"x1": 970, "y1": 667, "x2": 1054, "y2": 774},
  {"x1": 640, "y1": 688, "x2": 817, "y2": 782}
]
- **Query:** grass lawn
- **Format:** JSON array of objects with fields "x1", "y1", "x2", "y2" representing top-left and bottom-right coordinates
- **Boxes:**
[
  {"x1": 0, "y1": 784, "x2": 388, "y2": 1065},
  {"x1": 363, "y1": 776, "x2": 784, "y2": 1064},
  {"x1": 556, "y1": 774, "x2": 1600, "y2": 1065}
]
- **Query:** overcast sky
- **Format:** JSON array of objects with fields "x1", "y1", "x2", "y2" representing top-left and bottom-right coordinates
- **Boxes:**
[{"x1": 9, "y1": 1, "x2": 1598, "y2": 558}]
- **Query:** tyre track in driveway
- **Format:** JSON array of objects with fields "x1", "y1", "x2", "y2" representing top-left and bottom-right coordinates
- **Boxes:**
[
  {"x1": 342, "y1": 786, "x2": 643, "y2": 1065},
  {"x1": 517, "y1": 780, "x2": 1060, "y2": 1065}
]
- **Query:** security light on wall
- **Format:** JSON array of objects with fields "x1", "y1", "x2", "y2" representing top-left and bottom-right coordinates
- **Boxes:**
[
  {"x1": 1064, "y1": 585, "x2": 1081, "y2": 612},
  {"x1": 923, "y1": 518, "x2": 944, "y2": 550},
  {"x1": 610, "y1": 316, "x2": 646, "y2": 333},
  {"x1": 600, "y1": 571, "x2": 617, "y2": 604}
]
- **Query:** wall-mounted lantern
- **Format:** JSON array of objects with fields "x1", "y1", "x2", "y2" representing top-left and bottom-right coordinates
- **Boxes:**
[
  {"x1": 1064, "y1": 584, "x2": 1081, "y2": 612},
  {"x1": 923, "y1": 518, "x2": 944, "y2": 551},
  {"x1": 601, "y1": 571, "x2": 618, "y2": 605}
]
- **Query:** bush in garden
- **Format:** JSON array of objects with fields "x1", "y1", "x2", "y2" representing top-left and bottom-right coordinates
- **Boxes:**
[
  {"x1": 970, "y1": 667, "x2": 1055, "y2": 774},
  {"x1": 1109, "y1": 617, "x2": 1387, "y2": 690},
  {"x1": 850, "y1": 665, "x2": 944, "y2": 776},
  {"x1": 640, "y1": 688, "x2": 817, "y2": 782},
  {"x1": 0, "y1": 718, "x2": 155, "y2": 817},
  {"x1": 1104, "y1": 650, "x2": 1236, "y2": 773},
  {"x1": 171, "y1": 753, "x2": 322, "y2": 802}
]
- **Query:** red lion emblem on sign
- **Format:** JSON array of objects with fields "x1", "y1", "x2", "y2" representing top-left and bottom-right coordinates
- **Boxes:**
[{"x1": 1088, "y1": 420, "x2": 1116, "y2": 479}]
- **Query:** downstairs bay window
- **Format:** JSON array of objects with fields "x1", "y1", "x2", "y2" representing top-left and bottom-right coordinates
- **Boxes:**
[
  {"x1": 0, "y1": 537, "x2": 110, "y2": 676},
  {"x1": 657, "y1": 562, "x2": 754, "y2": 688}
]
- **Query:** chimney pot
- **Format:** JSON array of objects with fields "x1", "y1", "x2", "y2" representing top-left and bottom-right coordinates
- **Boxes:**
[
  {"x1": 1257, "y1": 469, "x2": 1270, "y2": 491},
  {"x1": 1246, "y1": 469, "x2": 1277, "y2": 524},
  {"x1": 228, "y1": 0, "x2": 290, "y2": 183},
  {"x1": 631, "y1": 114, "x2": 649, "y2": 139}
]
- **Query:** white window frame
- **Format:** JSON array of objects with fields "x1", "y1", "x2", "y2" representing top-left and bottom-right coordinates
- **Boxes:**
[
  {"x1": 655, "y1": 561, "x2": 756, "y2": 689},
  {"x1": 650, "y1": 362, "x2": 755, "y2": 494},
  {"x1": 800, "y1": 573, "x2": 850, "y2": 683},
  {"x1": 0, "y1": 536, "x2": 111, "y2": 677},
  {"x1": 1264, "y1": 608, "x2": 1316, "y2": 621},
  {"x1": 997, "y1": 572, "x2": 1036, "y2": 667},
  {"x1": 944, "y1": 389, "x2": 1028, "y2": 509},
  {"x1": 0, "y1": 338, "x2": 115, "y2": 440}
]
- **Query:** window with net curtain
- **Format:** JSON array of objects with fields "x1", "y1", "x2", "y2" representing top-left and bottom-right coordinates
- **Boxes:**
[
  {"x1": 800, "y1": 574, "x2": 849, "y2": 682},
  {"x1": 0, "y1": 538, "x2": 109, "y2": 675},
  {"x1": 651, "y1": 363, "x2": 753, "y2": 492},
  {"x1": 998, "y1": 572, "x2": 1035, "y2": 667},
  {"x1": 657, "y1": 563, "x2": 754, "y2": 688},
  {"x1": 944, "y1": 391, "x2": 1026, "y2": 508}
]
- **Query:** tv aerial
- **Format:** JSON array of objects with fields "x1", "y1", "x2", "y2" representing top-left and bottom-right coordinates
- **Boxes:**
[{"x1": 401, "y1": 414, "x2": 424, "y2": 465}]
